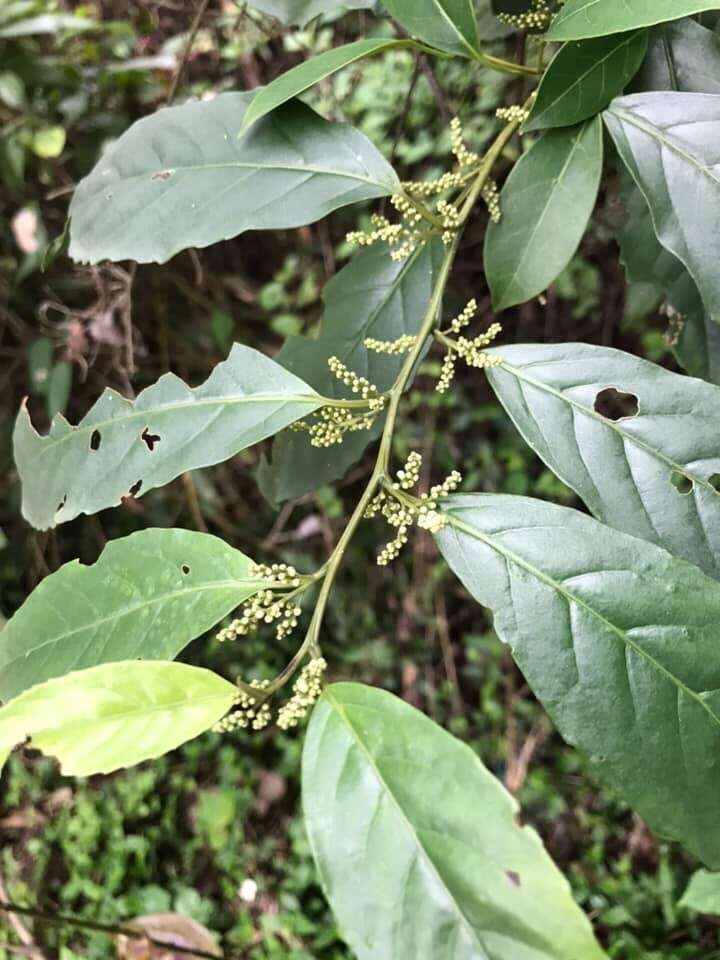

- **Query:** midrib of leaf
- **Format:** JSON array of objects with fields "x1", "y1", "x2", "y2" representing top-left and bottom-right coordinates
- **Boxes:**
[
  {"x1": 32, "y1": 690, "x2": 231, "y2": 730},
  {"x1": 500, "y1": 125, "x2": 590, "y2": 298},
  {"x1": 21, "y1": 393, "x2": 321, "y2": 460},
  {"x1": 102, "y1": 159, "x2": 395, "y2": 191},
  {"x1": 1, "y1": 578, "x2": 272, "y2": 666},
  {"x1": 498, "y1": 360, "x2": 717, "y2": 495},
  {"x1": 609, "y1": 104, "x2": 720, "y2": 187},
  {"x1": 430, "y1": 0, "x2": 477, "y2": 57},
  {"x1": 660, "y1": 26, "x2": 679, "y2": 90},
  {"x1": 321, "y1": 688, "x2": 493, "y2": 959},
  {"x1": 444, "y1": 512, "x2": 720, "y2": 729}
]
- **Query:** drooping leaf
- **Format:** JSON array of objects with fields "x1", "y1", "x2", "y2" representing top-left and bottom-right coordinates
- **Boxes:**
[
  {"x1": 68, "y1": 93, "x2": 399, "y2": 265},
  {"x1": 547, "y1": 1, "x2": 720, "y2": 41},
  {"x1": 618, "y1": 174, "x2": 720, "y2": 385},
  {"x1": 241, "y1": 39, "x2": 408, "y2": 132},
  {"x1": 634, "y1": 18, "x2": 720, "y2": 94},
  {"x1": 524, "y1": 31, "x2": 647, "y2": 131},
  {"x1": 435, "y1": 494, "x2": 720, "y2": 867},
  {"x1": 15, "y1": 343, "x2": 322, "y2": 530},
  {"x1": 261, "y1": 240, "x2": 444, "y2": 502},
  {"x1": 380, "y1": 0, "x2": 480, "y2": 57},
  {"x1": 484, "y1": 116, "x2": 603, "y2": 311},
  {"x1": 303, "y1": 682, "x2": 606, "y2": 960},
  {"x1": 247, "y1": 0, "x2": 373, "y2": 27},
  {"x1": 0, "y1": 529, "x2": 265, "y2": 702},
  {"x1": 485, "y1": 342, "x2": 720, "y2": 577},
  {"x1": 679, "y1": 870, "x2": 720, "y2": 914},
  {"x1": 604, "y1": 92, "x2": 720, "y2": 322},
  {"x1": 0, "y1": 661, "x2": 236, "y2": 776}
]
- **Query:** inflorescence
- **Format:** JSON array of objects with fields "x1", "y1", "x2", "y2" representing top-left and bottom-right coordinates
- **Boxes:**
[
  {"x1": 277, "y1": 657, "x2": 328, "y2": 730},
  {"x1": 496, "y1": 0, "x2": 554, "y2": 31},
  {"x1": 435, "y1": 300, "x2": 503, "y2": 393},
  {"x1": 292, "y1": 358, "x2": 386, "y2": 448},
  {"x1": 216, "y1": 563, "x2": 305, "y2": 645},
  {"x1": 365, "y1": 452, "x2": 462, "y2": 565}
]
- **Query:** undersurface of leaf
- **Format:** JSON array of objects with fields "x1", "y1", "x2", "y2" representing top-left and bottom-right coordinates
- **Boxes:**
[
  {"x1": 485, "y1": 342, "x2": 720, "y2": 577},
  {"x1": 0, "y1": 661, "x2": 236, "y2": 776},
  {"x1": 435, "y1": 494, "x2": 720, "y2": 867},
  {"x1": 547, "y1": 1, "x2": 720, "y2": 41},
  {"x1": 303, "y1": 682, "x2": 606, "y2": 960},
  {"x1": 15, "y1": 343, "x2": 322, "y2": 530},
  {"x1": 0, "y1": 529, "x2": 264, "y2": 702},
  {"x1": 604, "y1": 92, "x2": 720, "y2": 322},
  {"x1": 69, "y1": 93, "x2": 399, "y2": 264},
  {"x1": 484, "y1": 117, "x2": 603, "y2": 310}
]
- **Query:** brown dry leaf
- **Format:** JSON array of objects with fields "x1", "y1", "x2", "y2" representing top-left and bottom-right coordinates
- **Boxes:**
[{"x1": 116, "y1": 913, "x2": 221, "y2": 959}]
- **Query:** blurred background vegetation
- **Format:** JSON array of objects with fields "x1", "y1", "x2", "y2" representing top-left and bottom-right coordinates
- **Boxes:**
[{"x1": 0, "y1": 1, "x2": 717, "y2": 957}]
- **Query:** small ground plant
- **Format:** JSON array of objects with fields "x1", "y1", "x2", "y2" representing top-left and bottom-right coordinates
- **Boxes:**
[{"x1": 3, "y1": 0, "x2": 720, "y2": 956}]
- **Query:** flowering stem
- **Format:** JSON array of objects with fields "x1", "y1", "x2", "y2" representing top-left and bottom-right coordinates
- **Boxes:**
[{"x1": 472, "y1": 50, "x2": 541, "y2": 77}]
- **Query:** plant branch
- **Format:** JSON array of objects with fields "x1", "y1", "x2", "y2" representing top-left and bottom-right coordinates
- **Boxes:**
[{"x1": 167, "y1": 0, "x2": 210, "y2": 104}]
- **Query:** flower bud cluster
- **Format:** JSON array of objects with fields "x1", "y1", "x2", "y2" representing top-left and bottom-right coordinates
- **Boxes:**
[
  {"x1": 438, "y1": 199, "x2": 462, "y2": 245},
  {"x1": 497, "y1": 0, "x2": 553, "y2": 31},
  {"x1": 346, "y1": 206, "x2": 425, "y2": 262},
  {"x1": 482, "y1": 179, "x2": 501, "y2": 223},
  {"x1": 496, "y1": 104, "x2": 530, "y2": 125},
  {"x1": 436, "y1": 318, "x2": 503, "y2": 393},
  {"x1": 293, "y1": 358, "x2": 386, "y2": 448},
  {"x1": 364, "y1": 334, "x2": 418, "y2": 356},
  {"x1": 403, "y1": 172, "x2": 465, "y2": 199},
  {"x1": 277, "y1": 657, "x2": 327, "y2": 730},
  {"x1": 213, "y1": 680, "x2": 272, "y2": 734},
  {"x1": 450, "y1": 299, "x2": 478, "y2": 334},
  {"x1": 216, "y1": 564, "x2": 303, "y2": 645},
  {"x1": 449, "y1": 117, "x2": 480, "y2": 168},
  {"x1": 365, "y1": 452, "x2": 462, "y2": 565}
]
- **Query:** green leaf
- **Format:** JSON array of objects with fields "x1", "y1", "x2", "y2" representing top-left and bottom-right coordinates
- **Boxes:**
[
  {"x1": 247, "y1": 0, "x2": 373, "y2": 27},
  {"x1": 435, "y1": 494, "x2": 720, "y2": 867},
  {"x1": 485, "y1": 342, "x2": 720, "y2": 577},
  {"x1": 241, "y1": 39, "x2": 408, "y2": 132},
  {"x1": 14, "y1": 343, "x2": 322, "y2": 530},
  {"x1": 303, "y1": 682, "x2": 606, "y2": 960},
  {"x1": 0, "y1": 14, "x2": 96, "y2": 37},
  {"x1": 380, "y1": 0, "x2": 480, "y2": 57},
  {"x1": 677, "y1": 310, "x2": 720, "y2": 386},
  {"x1": 524, "y1": 31, "x2": 647, "y2": 131},
  {"x1": 0, "y1": 661, "x2": 236, "y2": 776},
  {"x1": 547, "y1": 1, "x2": 720, "y2": 41},
  {"x1": 634, "y1": 18, "x2": 720, "y2": 94},
  {"x1": 262, "y1": 240, "x2": 444, "y2": 502},
  {"x1": 484, "y1": 117, "x2": 603, "y2": 311},
  {"x1": 0, "y1": 528, "x2": 263, "y2": 702},
  {"x1": 604, "y1": 92, "x2": 720, "y2": 323},
  {"x1": 68, "y1": 93, "x2": 399, "y2": 265},
  {"x1": 679, "y1": 869, "x2": 720, "y2": 914}
]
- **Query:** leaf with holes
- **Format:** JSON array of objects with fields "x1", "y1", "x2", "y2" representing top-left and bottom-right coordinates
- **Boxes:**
[
  {"x1": 484, "y1": 117, "x2": 603, "y2": 311},
  {"x1": 0, "y1": 529, "x2": 265, "y2": 703},
  {"x1": 634, "y1": 18, "x2": 720, "y2": 94},
  {"x1": 485, "y1": 342, "x2": 720, "y2": 577},
  {"x1": 604, "y1": 92, "x2": 720, "y2": 323},
  {"x1": 435, "y1": 494, "x2": 720, "y2": 867},
  {"x1": 14, "y1": 343, "x2": 323, "y2": 530},
  {"x1": 0, "y1": 661, "x2": 236, "y2": 775},
  {"x1": 261, "y1": 240, "x2": 444, "y2": 503},
  {"x1": 303, "y1": 682, "x2": 606, "y2": 960},
  {"x1": 247, "y1": 0, "x2": 373, "y2": 26},
  {"x1": 68, "y1": 92, "x2": 399, "y2": 265},
  {"x1": 380, "y1": 0, "x2": 480, "y2": 57},
  {"x1": 524, "y1": 31, "x2": 647, "y2": 131},
  {"x1": 241, "y1": 39, "x2": 409, "y2": 132},
  {"x1": 547, "y1": 0, "x2": 720, "y2": 41}
]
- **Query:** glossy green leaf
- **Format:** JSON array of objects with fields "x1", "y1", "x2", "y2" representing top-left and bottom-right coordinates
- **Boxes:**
[
  {"x1": 484, "y1": 117, "x2": 603, "y2": 311},
  {"x1": 0, "y1": 528, "x2": 264, "y2": 702},
  {"x1": 380, "y1": 0, "x2": 480, "y2": 57},
  {"x1": 436, "y1": 494, "x2": 720, "y2": 867},
  {"x1": 0, "y1": 661, "x2": 236, "y2": 776},
  {"x1": 525, "y1": 31, "x2": 647, "y2": 131},
  {"x1": 604, "y1": 92, "x2": 720, "y2": 322},
  {"x1": 241, "y1": 39, "x2": 407, "y2": 131},
  {"x1": 679, "y1": 870, "x2": 720, "y2": 914},
  {"x1": 14, "y1": 343, "x2": 322, "y2": 530},
  {"x1": 68, "y1": 93, "x2": 399, "y2": 265},
  {"x1": 485, "y1": 342, "x2": 720, "y2": 577},
  {"x1": 547, "y1": 1, "x2": 720, "y2": 41},
  {"x1": 261, "y1": 240, "x2": 444, "y2": 502},
  {"x1": 248, "y1": 0, "x2": 373, "y2": 26},
  {"x1": 303, "y1": 682, "x2": 606, "y2": 960},
  {"x1": 618, "y1": 175, "x2": 720, "y2": 386},
  {"x1": 634, "y1": 18, "x2": 720, "y2": 94}
]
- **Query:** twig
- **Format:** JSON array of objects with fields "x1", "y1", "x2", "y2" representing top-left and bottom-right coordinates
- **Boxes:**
[
  {"x1": 167, "y1": 0, "x2": 211, "y2": 104},
  {"x1": 0, "y1": 878, "x2": 45, "y2": 960}
]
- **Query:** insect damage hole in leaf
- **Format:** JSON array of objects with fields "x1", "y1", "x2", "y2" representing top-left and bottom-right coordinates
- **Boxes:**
[
  {"x1": 181, "y1": 564, "x2": 190, "y2": 575},
  {"x1": 128, "y1": 480, "x2": 142, "y2": 497},
  {"x1": 141, "y1": 427, "x2": 161, "y2": 451},
  {"x1": 671, "y1": 471, "x2": 694, "y2": 495},
  {"x1": 594, "y1": 387, "x2": 639, "y2": 421},
  {"x1": 709, "y1": 474, "x2": 720, "y2": 494},
  {"x1": 89, "y1": 429, "x2": 101, "y2": 451}
]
